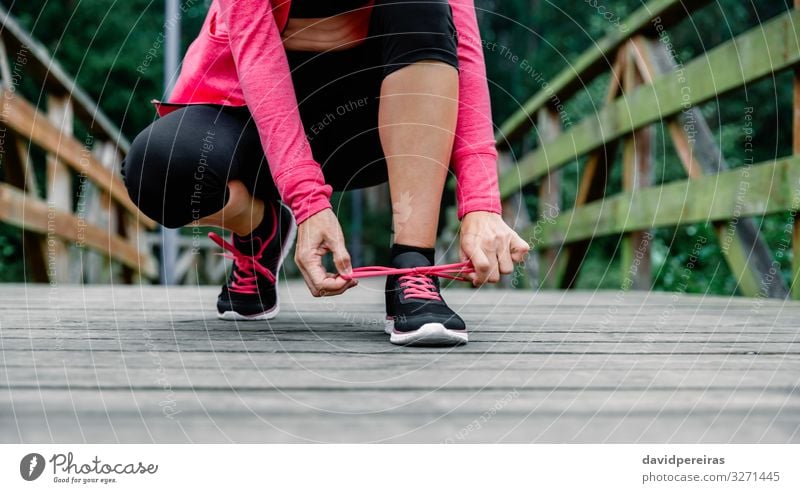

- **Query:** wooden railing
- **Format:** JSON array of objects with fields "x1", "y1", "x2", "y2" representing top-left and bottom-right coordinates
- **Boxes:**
[
  {"x1": 0, "y1": 6, "x2": 157, "y2": 283},
  {"x1": 445, "y1": 0, "x2": 800, "y2": 298}
]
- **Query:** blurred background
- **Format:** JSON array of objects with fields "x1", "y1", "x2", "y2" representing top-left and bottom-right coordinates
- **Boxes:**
[{"x1": 0, "y1": 0, "x2": 792, "y2": 295}]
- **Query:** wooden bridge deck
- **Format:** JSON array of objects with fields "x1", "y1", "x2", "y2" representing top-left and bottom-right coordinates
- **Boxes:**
[{"x1": 1, "y1": 281, "x2": 798, "y2": 443}]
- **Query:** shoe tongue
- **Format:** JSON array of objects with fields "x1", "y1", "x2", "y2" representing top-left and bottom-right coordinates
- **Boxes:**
[{"x1": 391, "y1": 252, "x2": 432, "y2": 270}]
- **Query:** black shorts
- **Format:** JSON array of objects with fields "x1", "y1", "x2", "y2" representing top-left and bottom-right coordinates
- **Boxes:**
[{"x1": 123, "y1": 0, "x2": 458, "y2": 228}]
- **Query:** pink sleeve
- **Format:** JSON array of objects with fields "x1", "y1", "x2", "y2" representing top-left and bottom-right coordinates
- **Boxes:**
[
  {"x1": 450, "y1": 0, "x2": 502, "y2": 218},
  {"x1": 217, "y1": 0, "x2": 332, "y2": 224}
]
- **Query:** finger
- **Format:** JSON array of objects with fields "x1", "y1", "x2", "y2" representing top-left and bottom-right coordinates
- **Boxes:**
[
  {"x1": 498, "y1": 237, "x2": 515, "y2": 276},
  {"x1": 330, "y1": 237, "x2": 353, "y2": 276},
  {"x1": 318, "y1": 276, "x2": 357, "y2": 296},
  {"x1": 300, "y1": 253, "x2": 331, "y2": 297},
  {"x1": 294, "y1": 253, "x2": 319, "y2": 295},
  {"x1": 460, "y1": 244, "x2": 478, "y2": 284},
  {"x1": 485, "y1": 241, "x2": 501, "y2": 283},
  {"x1": 468, "y1": 245, "x2": 492, "y2": 286},
  {"x1": 509, "y1": 233, "x2": 531, "y2": 263}
]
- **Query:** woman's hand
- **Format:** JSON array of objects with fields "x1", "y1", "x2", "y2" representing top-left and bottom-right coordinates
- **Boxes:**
[
  {"x1": 294, "y1": 208, "x2": 357, "y2": 297},
  {"x1": 460, "y1": 211, "x2": 530, "y2": 286}
]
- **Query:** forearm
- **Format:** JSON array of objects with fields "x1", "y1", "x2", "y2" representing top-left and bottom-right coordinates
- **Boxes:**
[
  {"x1": 449, "y1": 0, "x2": 501, "y2": 218},
  {"x1": 218, "y1": 0, "x2": 332, "y2": 223}
]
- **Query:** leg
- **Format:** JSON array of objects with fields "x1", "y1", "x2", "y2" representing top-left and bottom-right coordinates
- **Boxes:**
[
  {"x1": 122, "y1": 105, "x2": 273, "y2": 234},
  {"x1": 123, "y1": 105, "x2": 294, "y2": 320},
  {"x1": 379, "y1": 61, "x2": 458, "y2": 248},
  {"x1": 371, "y1": 0, "x2": 467, "y2": 346},
  {"x1": 196, "y1": 180, "x2": 264, "y2": 237},
  {"x1": 370, "y1": 0, "x2": 460, "y2": 249}
]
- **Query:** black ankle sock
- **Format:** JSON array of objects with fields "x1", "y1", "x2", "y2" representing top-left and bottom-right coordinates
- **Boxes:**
[{"x1": 391, "y1": 243, "x2": 435, "y2": 265}]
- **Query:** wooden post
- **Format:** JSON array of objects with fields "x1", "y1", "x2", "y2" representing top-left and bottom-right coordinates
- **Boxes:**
[
  {"x1": 499, "y1": 151, "x2": 536, "y2": 289},
  {"x1": 536, "y1": 108, "x2": 562, "y2": 288},
  {"x1": 86, "y1": 141, "x2": 120, "y2": 283},
  {"x1": 620, "y1": 41, "x2": 653, "y2": 290},
  {"x1": 45, "y1": 95, "x2": 76, "y2": 283}
]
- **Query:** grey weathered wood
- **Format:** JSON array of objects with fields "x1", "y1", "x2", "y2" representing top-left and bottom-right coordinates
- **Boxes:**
[{"x1": 1, "y1": 282, "x2": 799, "y2": 443}]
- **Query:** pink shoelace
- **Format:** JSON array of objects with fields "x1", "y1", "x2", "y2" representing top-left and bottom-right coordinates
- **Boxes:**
[
  {"x1": 340, "y1": 261, "x2": 475, "y2": 301},
  {"x1": 208, "y1": 205, "x2": 278, "y2": 294}
]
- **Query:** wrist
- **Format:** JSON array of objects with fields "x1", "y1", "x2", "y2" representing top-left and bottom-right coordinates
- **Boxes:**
[
  {"x1": 274, "y1": 161, "x2": 332, "y2": 224},
  {"x1": 461, "y1": 210, "x2": 502, "y2": 222}
]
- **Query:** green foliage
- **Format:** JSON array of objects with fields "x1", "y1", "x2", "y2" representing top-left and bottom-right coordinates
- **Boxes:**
[
  {"x1": 1, "y1": 0, "x2": 208, "y2": 137},
  {"x1": 0, "y1": 0, "x2": 793, "y2": 295},
  {"x1": 0, "y1": 223, "x2": 25, "y2": 281}
]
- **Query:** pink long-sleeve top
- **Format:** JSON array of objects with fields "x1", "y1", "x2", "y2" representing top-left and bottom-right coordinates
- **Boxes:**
[{"x1": 155, "y1": 0, "x2": 500, "y2": 224}]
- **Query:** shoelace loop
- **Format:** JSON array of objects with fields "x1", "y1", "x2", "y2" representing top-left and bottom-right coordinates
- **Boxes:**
[
  {"x1": 208, "y1": 232, "x2": 275, "y2": 293},
  {"x1": 208, "y1": 205, "x2": 279, "y2": 294},
  {"x1": 398, "y1": 273, "x2": 441, "y2": 301},
  {"x1": 340, "y1": 262, "x2": 474, "y2": 301},
  {"x1": 340, "y1": 261, "x2": 474, "y2": 282}
]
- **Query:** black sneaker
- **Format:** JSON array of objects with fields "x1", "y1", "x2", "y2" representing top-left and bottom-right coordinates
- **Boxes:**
[
  {"x1": 385, "y1": 252, "x2": 467, "y2": 346},
  {"x1": 209, "y1": 201, "x2": 296, "y2": 320}
]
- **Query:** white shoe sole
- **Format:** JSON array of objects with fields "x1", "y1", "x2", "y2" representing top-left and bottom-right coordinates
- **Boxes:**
[
  {"x1": 385, "y1": 319, "x2": 468, "y2": 346},
  {"x1": 218, "y1": 305, "x2": 280, "y2": 321},
  {"x1": 217, "y1": 204, "x2": 297, "y2": 322}
]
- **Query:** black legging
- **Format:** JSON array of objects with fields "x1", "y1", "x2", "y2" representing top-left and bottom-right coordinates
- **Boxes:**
[{"x1": 122, "y1": 0, "x2": 458, "y2": 228}]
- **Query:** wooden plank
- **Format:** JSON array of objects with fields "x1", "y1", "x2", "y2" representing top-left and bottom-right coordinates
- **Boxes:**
[
  {"x1": 4, "y1": 387, "x2": 796, "y2": 417},
  {"x1": 1, "y1": 282, "x2": 798, "y2": 443},
  {"x1": 2, "y1": 337, "x2": 794, "y2": 354},
  {"x1": 7, "y1": 322, "x2": 800, "y2": 341},
  {"x1": 6, "y1": 364, "x2": 800, "y2": 389},
  {"x1": 5, "y1": 350, "x2": 799, "y2": 373},
  {"x1": 0, "y1": 90, "x2": 156, "y2": 229},
  {"x1": 4, "y1": 412, "x2": 797, "y2": 444},
  {"x1": 495, "y1": 0, "x2": 713, "y2": 145},
  {"x1": 499, "y1": 9, "x2": 800, "y2": 196},
  {"x1": 532, "y1": 157, "x2": 800, "y2": 247},
  {"x1": 0, "y1": 183, "x2": 157, "y2": 278}
]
